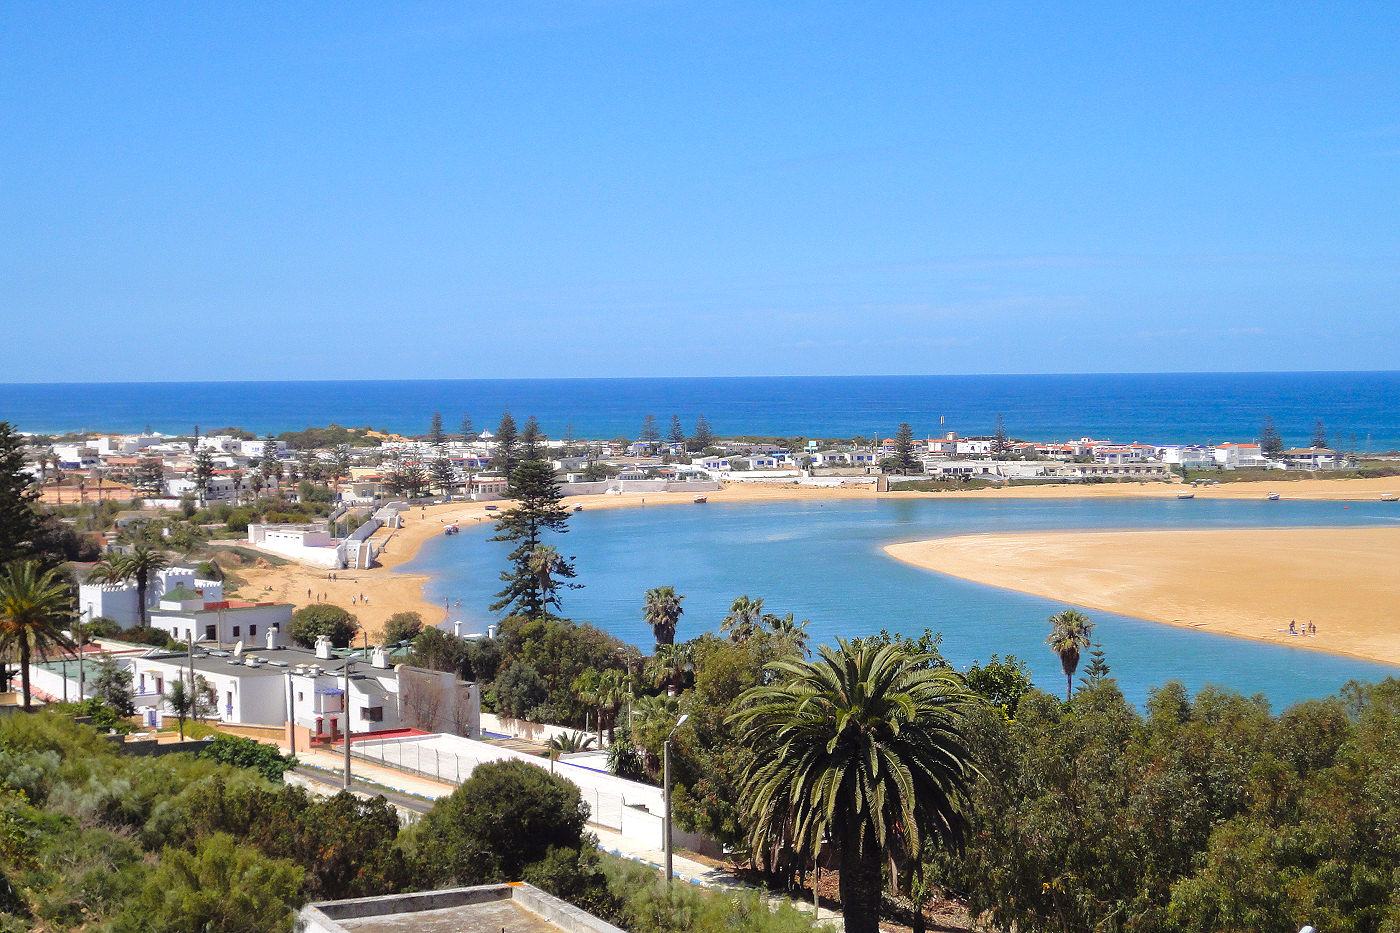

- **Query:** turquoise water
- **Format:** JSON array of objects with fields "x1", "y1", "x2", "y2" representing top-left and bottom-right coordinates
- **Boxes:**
[{"x1": 405, "y1": 497, "x2": 1400, "y2": 710}]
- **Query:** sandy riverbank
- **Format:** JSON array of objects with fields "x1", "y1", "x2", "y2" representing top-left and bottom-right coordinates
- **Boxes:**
[
  {"x1": 885, "y1": 526, "x2": 1400, "y2": 667},
  {"x1": 232, "y1": 474, "x2": 1400, "y2": 645}
]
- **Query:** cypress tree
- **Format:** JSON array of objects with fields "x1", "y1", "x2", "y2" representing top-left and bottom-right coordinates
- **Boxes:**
[
  {"x1": 1311, "y1": 419, "x2": 1328, "y2": 449},
  {"x1": 519, "y1": 416, "x2": 544, "y2": 461},
  {"x1": 429, "y1": 412, "x2": 446, "y2": 448},
  {"x1": 691, "y1": 415, "x2": 715, "y2": 451},
  {"x1": 1259, "y1": 416, "x2": 1284, "y2": 457},
  {"x1": 894, "y1": 423, "x2": 918, "y2": 473},
  {"x1": 489, "y1": 457, "x2": 576, "y2": 618},
  {"x1": 491, "y1": 413, "x2": 518, "y2": 477},
  {"x1": 668, "y1": 415, "x2": 686, "y2": 449},
  {"x1": 639, "y1": 415, "x2": 660, "y2": 444},
  {"x1": 0, "y1": 422, "x2": 44, "y2": 567},
  {"x1": 460, "y1": 413, "x2": 475, "y2": 442},
  {"x1": 992, "y1": 414, "x2": 1011, "y2": 458}
]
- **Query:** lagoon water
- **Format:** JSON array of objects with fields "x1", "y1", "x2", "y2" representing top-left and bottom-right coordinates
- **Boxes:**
[{"x1": 406, "y1": 497, "x2": 1400, "y2": 710}]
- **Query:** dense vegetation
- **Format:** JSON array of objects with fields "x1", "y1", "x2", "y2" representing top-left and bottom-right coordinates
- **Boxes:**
[{"x1": 0, "y1": 711, "x2": 825, "y2": 932}]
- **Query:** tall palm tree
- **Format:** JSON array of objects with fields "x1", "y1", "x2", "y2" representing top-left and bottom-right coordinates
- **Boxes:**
[
  {"x1": 526, "y1": 545, "x2": 569, "y2": 618},
  {"x1": 85, "y1": 552, "x2": 127, "y2": 585},
  {"x1": 732, "y1": 639, "x2": 976, "y2": 933},
  {"x1": 646, "y1": 641, "x2": 694, "y2": 697},
  {"x1": 762, "y1": 611, "x2": 810, "y2": 652},
  {"x1": 721, "y1": 594, "x2": 764, "y2": 642},
  {"x1": 0, "y1": 561, "x2": 77, "y2": 710},
  {"x1": 1045, "y1": 608, "x2": 1095, "y2": 701},
  {"x1": 642, "y1": 585, "x2": 684, "y2": 646},
  {"x1": 117, "y1": 545, "x2": 170, "y2": 627}
]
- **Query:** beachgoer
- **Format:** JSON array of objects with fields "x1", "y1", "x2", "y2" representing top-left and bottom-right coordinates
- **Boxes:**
[{"x1": 1289, "y1": 620, "x2": 1296, "y2": 634}]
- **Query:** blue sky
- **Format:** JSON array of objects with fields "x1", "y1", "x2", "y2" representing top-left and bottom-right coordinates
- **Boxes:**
[{"x1": 2, "y1": 3, "x2": 1397, "y2": 381}]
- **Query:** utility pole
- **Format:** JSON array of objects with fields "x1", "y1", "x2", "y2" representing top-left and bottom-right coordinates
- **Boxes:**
[
  {"x1": 664, "y1": 713, "x2": 689, "y2": 885},
  {"x1": 342, "y1": 657, "x2": 353, "y2": 789}
]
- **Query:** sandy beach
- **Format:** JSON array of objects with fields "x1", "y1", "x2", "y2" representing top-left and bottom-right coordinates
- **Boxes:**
[
  {"x1": 231, "y1": 475, "x2": 1400, "y2": 646},
  {"x1": 886, "y1": 526, "x2": 1400, "y2": 666}
]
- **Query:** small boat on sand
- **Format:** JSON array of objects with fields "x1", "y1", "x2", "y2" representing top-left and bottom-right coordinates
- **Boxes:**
[
  {"x1": 1267, "y1": 492, "x2": 1280, "y2": 501},
  {"x1": 1177, "y1": 491, "x2": 1195, "y2": 500},
  {"x1": 1382, "y1": 493, "x2": 1398, "y2": 502},
  {"x1": 573, "y1": 505, "x2": 583, "y2": 512},
  {"x1": 693, "y1": 495, "x2": 708, "y2": 503},
  {"x1": 444, "y1": 523, "x2": 459, "y2": 535}
]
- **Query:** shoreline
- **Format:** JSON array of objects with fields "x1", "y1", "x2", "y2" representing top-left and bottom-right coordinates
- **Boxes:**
[
  {"x1": 885, "y1": 526, "x2": 1400, "y2": 668},
  {"x1": 234, "y1": 475, "x2": 1400, "y2": 646}
]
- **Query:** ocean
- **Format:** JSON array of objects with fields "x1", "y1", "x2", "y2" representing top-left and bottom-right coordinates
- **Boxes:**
[
  {"x1": 406, "y1": 497, "x2": 1400, "y2": 710},
  {"x1": 3, "y1": 371, "x2": 1399, "y2": 449}
]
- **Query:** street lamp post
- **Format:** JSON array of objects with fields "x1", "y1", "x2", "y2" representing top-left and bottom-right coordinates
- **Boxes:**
[
  {"x1": 342, "y1": 657, "x2": 354, "y2": 789},
  {"x1": 663, "y1": 713, "x2": 689, "y2": 886}
]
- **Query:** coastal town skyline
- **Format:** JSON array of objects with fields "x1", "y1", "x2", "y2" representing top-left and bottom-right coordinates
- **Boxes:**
[{"x1": 4, "y1": 4, "x2": 1399, "y2": 382}]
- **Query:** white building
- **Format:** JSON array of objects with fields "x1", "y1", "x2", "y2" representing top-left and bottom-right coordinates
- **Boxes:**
[
  {"x1": 247, "y1": 523, "x2": 369, "y2": 569},
  {"x1": 147, "y1": 587, "x2": 294, "y2": 645},
  {"x1": 78, "y1": 567, "x2": 223, "y2": 628},
  {"x1": 239, "y1": 438, "x2": 289, "y2": 459},
  {"x1": 1214, "y1": 443, "x2": 1269, "y2": 469},
  {"x1": 126, "y1": 630, "x2": 480, "y2": 739},
  {"x1": 167, "y1": 475, "x2": 242, "y2": 502}
]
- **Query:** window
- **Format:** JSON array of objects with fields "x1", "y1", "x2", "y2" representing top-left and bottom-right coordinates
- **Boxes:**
[
  {"x1": 361, "y1": 706, "x2": 384, "y2": 722},
  {"x1": 249, "y1": 625, "x2": 256, "y2": 636},
  {"x1": 232, "y1": 626, "x2": 240, "y2": 637}
]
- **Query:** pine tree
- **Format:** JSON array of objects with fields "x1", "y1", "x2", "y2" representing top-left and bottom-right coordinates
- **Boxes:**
[
  {"x1": 668, "y1": 415, "x2": 686, "y2": 449},
  {"x1": 491, "y1": 413, "x2": 518, "y2": 477},
  {"x1": 519, "y1": 416, "x2": 544, "y2": 461},
  {"x1": 639, "y1": 414, "x2": 660, "y2": 444},
  {"x1": 191, "y1": 445, "x2": 216, "y2": 502},
  {"x1": 691, "y1": 414, "x2": 715, "y2": 451},
  {"x1": 259, "y1": 434, "x2": 281, "y2": 480},
  {"x1": 429, "y1": 412, "x2": 446, "y2": 448},
  {"x1": 894, "y1": 423, "x2": 918, "y2": 474},
  {"x1": 1311, "y1": 419, "x2": 1328, "y2": 449},
  {"x1": 562, "y1": 424, "x2": 576, "y2": 457},
  {"x1": 134, "y1": 457, "x2": 165, "y2": 496},
  {"x1": 992, "y1": 413, "x2": 1011, "y2": 458},
  {"x1": 0, "y1": 422, "x2": 44, "y2": 567},
  {"x1": 1259, "y1": 416, "x2": 1284, "y2": 458},
  {"x1": 1081, "y1": 642, "x2": 1111, "y2": 686},
  {"x1": 489, "y1": 458, "x2": 576, "y2": 618},
  {"x1": 460, "y1": 414, "x2": 476, "y2": 442}
]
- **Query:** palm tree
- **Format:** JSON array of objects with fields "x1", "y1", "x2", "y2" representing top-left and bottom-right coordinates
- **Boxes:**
[
  {"x1": 0, "y1": 561, "x2": 77, "y2": 710},
  {"x1": 646, "y1": 641, "x2": 694, "y2": 697},
  {"x1": 642, "y1": 585, "x2": 684, "y2": 646},
  {"x1": 85, "y1": 552, "x2": 127, "y2": 585},
  {"x1": 763, "y1": 611, "x2": 810, "y2": 652},
  {"x1": 526, "y1": 545, "x2": 569, "y2": 618},
  {"x1": 1045, "y1": 608, "x2": 1095, "y2": 701},
  {"x1": 117, "y1": 545, "x2": 170, "y2": 627},
  {"x1": 721, "y1": 594, "x2": 765, "y2": 642},
  {"x1": 732, "y1": 639, "x2": 976, "y2": 933}
]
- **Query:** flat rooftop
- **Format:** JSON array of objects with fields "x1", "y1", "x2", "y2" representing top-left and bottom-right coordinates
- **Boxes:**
[
  {"x1": 335, "y1": 899, "x2": 557, "y2": 933},
  {"x1": 300, "y1": 883, "x2": 624, "y2": 933}
]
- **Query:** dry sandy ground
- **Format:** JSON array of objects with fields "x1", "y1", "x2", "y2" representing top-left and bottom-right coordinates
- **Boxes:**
[
  {"x1": 232, "y1": 475, "x2": 1400, "y2": 647},
  {"x1": 886, "y1": 526, "x2": 1400, "y2": 666}
]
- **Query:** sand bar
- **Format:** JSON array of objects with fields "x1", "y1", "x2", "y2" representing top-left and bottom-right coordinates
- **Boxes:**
[
  {"x1": 231, "y1": 475, "x2": 1400, "y2": 644},
  {"x1": 885, "y1": 526, "x2": 1400, "y2": 666}
]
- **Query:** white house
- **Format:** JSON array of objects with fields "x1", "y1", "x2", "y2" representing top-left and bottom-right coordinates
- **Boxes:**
[
  {"x1": 247, "y1": 523, "x2": 361, "y2": 569},
  {"x1": 1280, "y1": 448, "x2": 1346, "y2": 470},
  {"x1": 126, "y1": 630, "x2": 480, "y2": 740},
  {"x1": 78, "y1": 567, "x2": 223, "y2": 628},
  {"x1": 239, "y1": 439, "x2": 289, "y2": 459},
  {"x1": 1157, "y1": 445, "x2": 1217, "y2": 470},
  {"x1": 147, "y1": 588, "x2": 294, "y2": 646},
  {"x1": 167, "y1": 474, "x2": 242, "y2": 502},
  {"x1": 1214, "y1": 443, "x2": 1269, "y2": 469}
]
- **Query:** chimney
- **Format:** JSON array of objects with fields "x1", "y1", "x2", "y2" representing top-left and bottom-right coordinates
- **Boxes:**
[
  {"x1": 452, "y1": 620, "x2": 462, "y2": 637},
  {"x1": 265, "y1": 625, "x2": 281, "y2": 649},
  {"x1": 371, "y1": 646, "x2": 389, "y2": 669},
  {"x1": 314, "y1": 635, "x2": 332, "y2": 660},
  {"x1": 487, "y1": 623, "x2": 498, "y2": 640}
]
